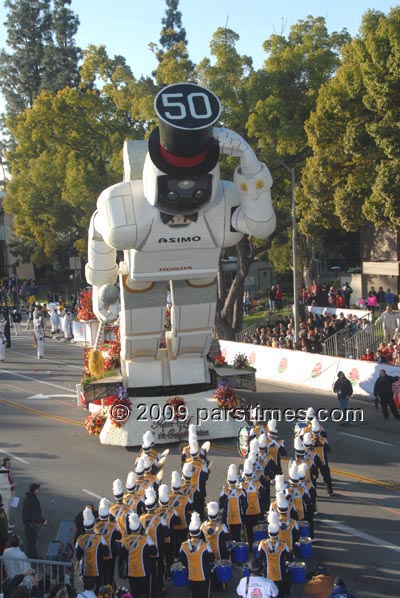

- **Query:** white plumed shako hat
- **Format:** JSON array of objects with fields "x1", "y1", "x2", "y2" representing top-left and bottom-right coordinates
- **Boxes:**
[
  {"x1": 267, "y1": 419, "x2": 278, "y2": 435},
  {"x1": 135, "y1": 457, "x2": 145, "y2": 476},
  {"x1": 268, "y1": 521, "x2": 280, "y2": 537},
  {"x1": 112, "y1": 478, "x2": 124, "y2": 498},
  {"x1": 142, "y1": 430, "x2": 155, "y2": 450},
  {"x1": 158, "y1": 484, "x2": 169, "y2": 505},
  {"x1": 306, "y1": 407, "x2": 315, "y2": 420},
  {"x1": 303, "y1": 432, "x2": 313, "y2": 447},
  {"x1": 227, "y1": 463, "x2": 237, "y2": 483},
  {"x1": 189, "y1": 512, "x2": 201, "y2": 536},
  {"x1": 311, "y1": 418, "x2": 321, "y2": 433},
  {"x1": 297, "y1": 463, "x2": 308, "y2": 479},
  {"x1": 289, "y1": 462, "x2": 300, "y2": 482},
  {"x1": 189, "y1": 439, "x2": 199, "y2": 455},
  {"x1": 243, "y1": 459, "x2": 253, "y2": 476},
  {"x1": 207, "y1": 501, "x2": 219, "y2": 518},
  {"x1": 171, "y1": 470, "x2": 181, "y2": 489},
  {"x1": 182, "y1": 463, "x2": 193, "y2": 480},
  {"x1": 128, "y1": 512, "x2": 141, "y2": 532},
  {"x1": 83, "y1": 506, "x2": 95, "y2": 528},
  {"x1": 259, "y1": 433, "x2": 267, "y2": 448},
  {"x1": 126, "y1": 471, "x2": 137, "y2": 491},
  {"x1": 99, "y1": 497, "x2": 111, "y2": 518},
  {"x1": 276, "y1": 491, "x2": 289, "y2": 512},
  {"x1": 144, "y1": 487, "x2": 157, "y2": 509},
  {"x1": 294, "y1": 436, "x2": 305, "y2": 455},
  {"x1": 143, "y1": 454, "x2": 152, "y2": 471},
  {"x1": 275, "y1": 474, "x2": 286, "y2": 492},
  {"x1": 249, "y1": 438, "x2": 259, "y2": 454}
]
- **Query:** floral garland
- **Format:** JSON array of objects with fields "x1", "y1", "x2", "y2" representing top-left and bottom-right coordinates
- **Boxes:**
[
  {"x1": 85, "y1": 409, "x2": 108, "y2": 435},
  {"x1": 84, "y1": 386, "x2": 132, "y2": 435},
  {"x1": 214, "y1": 354, "x2": 227, "y2": 367},
  {"x1": 232, "y1": 352, "x2": 255, "y2": 370},
  {"x1": 76, "y1": 288, "x2": 96, "y2": 321},
  {"x1": 213, "y1": 383, "x2": 240, "y2": 410},
  {"x1": 166, "y1": 396, "x2": 186, "y2": 420}
]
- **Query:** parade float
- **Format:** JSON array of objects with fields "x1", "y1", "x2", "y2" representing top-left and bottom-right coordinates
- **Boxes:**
[{"x1": 80, "y1": 82, "x2": 275, "y2": 446}]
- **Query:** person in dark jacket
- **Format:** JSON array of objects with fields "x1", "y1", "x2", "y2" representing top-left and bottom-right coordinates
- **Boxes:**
[
  {"x1": 373, "y1": 369, "x2": 400, "y2": 420},
  {"x1": 333, "y1": 371, "x2": 353, "y2": 423},
  {"x1": 3, "y1": 313, "x2": 11, "y2": 348},
  {"x1": 22, "y1": 483, "x2": 47, "y2": 558}
]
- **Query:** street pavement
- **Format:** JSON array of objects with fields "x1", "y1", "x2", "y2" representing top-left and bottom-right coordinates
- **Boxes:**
[{"x1": 0, "y1": 327, "x2": 399, "y2": 597}]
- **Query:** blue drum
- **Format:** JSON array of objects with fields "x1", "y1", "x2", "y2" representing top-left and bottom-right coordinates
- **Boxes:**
[
  {"x1": 171, "y1": 563, "x2": 189, "y2": 587},
  {"x1": 297, "y1": 537, "x2": 312, "y2": 558},
  {"x1": 232, "y1": 542, "x2": 248, "y2": 564},
  {"x1": 288, "y1": 561, "x2": 306, "y2": 584},
  {"x1": 242, "y1": 565, "x2": 250, "y2": 578},
  {"x1": 253, "y1": 524, "x2": 268, "y2": 541},
  {"x1": 214, "y1": 559, "x2": 232, "y2": 583},
  {"x1": 298, "y1": 520, "x2": 310, "y2": 538}
]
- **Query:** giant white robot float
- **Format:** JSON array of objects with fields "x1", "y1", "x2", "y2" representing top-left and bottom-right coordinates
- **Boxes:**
[{"x1": 86, "y1": 83, "x2": 276, "y2": 390}]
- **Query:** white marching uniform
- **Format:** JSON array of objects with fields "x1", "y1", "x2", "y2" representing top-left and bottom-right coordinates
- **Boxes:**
[{"x1": 33, "y1": 318, "x2": 45, "y2": 359}]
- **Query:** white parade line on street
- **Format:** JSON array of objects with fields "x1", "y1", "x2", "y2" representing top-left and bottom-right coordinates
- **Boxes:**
[
  {"x1": 0, "y1": 448, "x2": 30, "y2": 464},
  {"x1": 0, "y1": 368, "x2": 74, "y2": 393},
  {"x1": 340, "y1": 432, "x2": 396, "y2": 447},
  {"x1": 9, "y1": 350, "x2": 83, "y2": 370},
  {"x1": 82, "y1": 489, "x2": 103, "y2": 500},
  {"x1": 322, "y1": 519, "x2": 400, "y2": 552}
]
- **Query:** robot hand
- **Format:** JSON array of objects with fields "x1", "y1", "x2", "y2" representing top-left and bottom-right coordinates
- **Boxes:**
[
  {"x1": 92, "y1": 284, "x2": 120, "y2": 324},
  {"x1": 213, "y1": 127, "x2": 261, "y2": 176}
]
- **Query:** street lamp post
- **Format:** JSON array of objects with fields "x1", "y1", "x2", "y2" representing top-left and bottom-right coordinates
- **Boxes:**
[{"x1": 280, "y1": 162, "x2": 299, "y2": 346}]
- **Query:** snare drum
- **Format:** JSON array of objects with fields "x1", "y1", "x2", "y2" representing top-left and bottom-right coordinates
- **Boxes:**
[
  {"x1": 253, "y1": 524, "x2": 268, "y2": 541},
  {"x1": 214, "y1": 559, "x2": 232, "y2": 583},
  {"x1": 231, "y1": 541, "x2": 248, "y2": 564},
  {"x1": 171, "y1": 562, "x2": 189, "y2": 587}
]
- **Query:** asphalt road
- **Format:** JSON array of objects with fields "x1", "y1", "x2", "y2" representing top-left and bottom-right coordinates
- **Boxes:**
[{"x1": 0, "y1": 329, "x2": 399, "y2": 598}]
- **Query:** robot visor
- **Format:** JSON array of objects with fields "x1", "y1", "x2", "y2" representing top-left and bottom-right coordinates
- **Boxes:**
[{"x1": 156, "y1": 174, "x2": 213, "y2": 215}]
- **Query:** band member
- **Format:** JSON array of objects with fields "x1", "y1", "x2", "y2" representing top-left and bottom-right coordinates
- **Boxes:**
[
  {"x1": 170, "y1": 470, "x2": 193, "y2": 557},
  {"x1": 119, "y1": 512, "x2": 157, "y2": 598},
  {"x1": 140, "y1": 487, "x2": 170, "y2": 596},
  {"x1": 302, "y1": 432, "x2": 319, "y2": 514},
  {"x1": 109, "y1": 479, "x2": 131, "y2": 537},
  {"x1": 94, "y1": 498, "x2": 121, "y2": 586},
  {"x1": 75, "y1": 507, "x2": 109, "y2": 592},
  {"x1": 257, "y1": 520, "x2": 291, "y2": 598},
  {"x1": 219, "y1": 464, "x2": 247, "y2": 542},
  {"x1": 241, "y1": 457, "x2": 268, "y2": 547},
  {"x1": 184, "y1": 437, "x2": 210, "y2": 519},
  {"x1": 311, "y1": 419, "x2": 334, "y2": 496},
  {"x1": 180, "y1": 512, "x2": 215, "y2": 598},
  {"x1": 265, "y1": 420, "x2": 286, "y2": 478},
  {"x1": 286, "y1": 464, "x2": 312, "y2": 535},
  {"x1": 122, "y1": 471, "x2": 145, "y2": 515},
  {"x1": 296, "y1": 462, "x2": 315, "y2": 539},
  {"x1": 200, "y1": 501, "x2": 230, "y2": 561},
  {"x1": 272, "y1": 494, "x2": 299, "y2": 553},
  {"x1": 154, "y1": 484, "x2": 181, "y2": 581}
]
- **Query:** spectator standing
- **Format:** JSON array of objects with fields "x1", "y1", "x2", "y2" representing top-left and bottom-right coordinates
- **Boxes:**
[
  {"x1": 0, "y1": 493, "x2": 9, "y2": 553},
  {"x1": 275, "y1": 284, "x2": 283, "y2": 310},
  {"x1": 243, "y1": 290, "x2": 250, "y2": 316},
  {"x1": 377, "y1": 286, "x2": 386, "y2": 313},
  {"x1": 342, "y1": 282, "x2": 353, "y2": 309},
  {"x1": 2, "y1": 533, "x2": 31, "y2": 578},
  {"x1": 11, "y1": 309, "x2": 22, "y2": 336},
  {"x1": 309, "y1": 280, "x2": 320, "y2": 304},
  {"x1": 375, "y1": 305, "x2": 398, "y2": 343},
  {"x1": 373, "y1": 369, "x2": 400, "y2": 420},
  {"x1": 367, "y1": 287, "x2": 378, "y2": 316},
  {"x1": 268, "y1": 285, "x2": 277, "y2": 311},
  {"x1": 22, "y1": 483, "x2": 48, "y2": 558},
  {"x1": 333, "y1": 371, "x2": 353, "y2": 422},
  {"x1": 3, "y1": 313, "x2": 11, "y2": 348},
  {"x1": 0, "y1": 457, "x2": 15, "y2": 530},
  {"x1": 0, "y1": 330, "x2": 6, "y2": 361},
  {"x1": 385, "y1": 288, "x2": 395, "y2": 307},
  {"x1": 33, "y1": 317, "x2": 45, "y2": 359}
]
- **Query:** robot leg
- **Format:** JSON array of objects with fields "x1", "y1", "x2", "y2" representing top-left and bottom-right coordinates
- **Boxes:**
[
  {"x1": 167, "y1": 277, "x2": 217, "y2": 385},
  {"x1": 120, "y1": 275, "x2": 168, "y2": 388}
]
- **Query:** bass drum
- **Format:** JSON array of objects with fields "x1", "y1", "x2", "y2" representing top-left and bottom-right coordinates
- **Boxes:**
[{"x1": 237, "y1": 426, "x2": 252, "y2": 457}]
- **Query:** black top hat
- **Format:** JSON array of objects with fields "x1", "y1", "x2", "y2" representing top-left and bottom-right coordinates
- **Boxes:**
[{"x1": 149, "y1": 83, "x2": 221, "y2": 178}]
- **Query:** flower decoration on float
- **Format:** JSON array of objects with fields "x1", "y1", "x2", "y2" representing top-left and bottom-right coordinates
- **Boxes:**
[
  {"x1": 165, "y1": 396, "x2": 186, "y2": 420},
  {"x1": 232, "y1": 352, "x2": 255, "y2": 370},
  {"x1": 214, "y1": 354, "x2": 227, "y2": 367},
  {"x1": 213, "y1": 382, "x2": 239, "y2": 410},
  {"x1": 76, "y1": 288, "x2": 96, "y2": 321},
  {"x1": 85, "y1": 410, "x2": 108, "y2": 435}
]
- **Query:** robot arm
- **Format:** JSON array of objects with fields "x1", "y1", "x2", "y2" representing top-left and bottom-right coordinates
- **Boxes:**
[
  {"x1": 213, "y1": 127, "x2": 276, "y2": 239},
  {"x1": 85, "y1": 211, "x2": 119, "y2": 323}
]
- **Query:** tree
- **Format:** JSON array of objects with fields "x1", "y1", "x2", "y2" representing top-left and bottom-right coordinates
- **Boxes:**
[
  {"x1": 41, "y1": 0, "x2": 81, "y2": 92},
  {"x1": 0, "y1": 0, "x2": 81, "y2": 116},
  {"x1": 301, "y1": 8, "x2": 400, "y2": 240},
  {"x1": 151, "y1": 0, "x2": 194, "y2": 86},
  {"x1": 247, "y1": 17, "x2": 351, "y2": 285}
]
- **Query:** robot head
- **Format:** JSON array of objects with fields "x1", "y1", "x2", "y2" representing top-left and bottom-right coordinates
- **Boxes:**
[{"x1": 144, "y1": 83, "x2": 221, "y2": 217}]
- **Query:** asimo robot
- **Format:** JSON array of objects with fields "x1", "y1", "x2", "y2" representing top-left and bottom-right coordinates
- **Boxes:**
[{"x1": 86, "y1": 83, "x2": 276, "y2": 390}]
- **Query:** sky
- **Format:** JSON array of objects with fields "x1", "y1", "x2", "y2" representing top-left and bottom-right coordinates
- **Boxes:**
[{"x1": 0, "y1": 0, "x2": 397, "y2": 79}]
